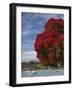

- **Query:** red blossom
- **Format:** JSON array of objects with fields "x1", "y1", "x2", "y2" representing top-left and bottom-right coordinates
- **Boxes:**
[
  {"x1": 34, "y1": 18, "x2": 64, "y2": 67},
  {"x1": 59, "y1": 33, "x2": 64, "y2": 41}
]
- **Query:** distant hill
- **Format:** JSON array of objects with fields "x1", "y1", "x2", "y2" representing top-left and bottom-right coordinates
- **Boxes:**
[{"x1": 21, "y1": 60, "x2": 46, "y2": 71}]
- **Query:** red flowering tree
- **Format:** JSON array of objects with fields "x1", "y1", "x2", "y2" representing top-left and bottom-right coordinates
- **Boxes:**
[{"x1": 34, "y1": 18, "x2": 64, "y2": 68}]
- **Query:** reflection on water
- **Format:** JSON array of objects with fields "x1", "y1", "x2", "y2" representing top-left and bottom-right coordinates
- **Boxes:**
[{"x1": 21, "y1": 69, "x2": 64, "y2": 77}]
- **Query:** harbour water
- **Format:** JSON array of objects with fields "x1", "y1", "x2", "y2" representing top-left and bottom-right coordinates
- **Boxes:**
[{"x1": 21, "y1": 69, "x2": 64, "y2": 77}]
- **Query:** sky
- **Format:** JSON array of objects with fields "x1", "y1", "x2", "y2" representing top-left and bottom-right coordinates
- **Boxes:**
[{"x1": 21, "y1": 12, "x2": 64, "y2": 62}]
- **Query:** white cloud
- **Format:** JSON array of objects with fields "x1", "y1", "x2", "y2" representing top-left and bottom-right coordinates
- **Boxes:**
[
  {"x1": 21, "y1": 51, "x2": 38, "y2": 62},
  {"x1": 22, "y1": 30, "x2": 32, "y2": 36},
  {"x1": 23, "y1": 51, "x2": 36, "y2": 54}
]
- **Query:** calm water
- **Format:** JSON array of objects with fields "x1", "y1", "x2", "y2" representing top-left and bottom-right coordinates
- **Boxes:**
[{"x1": 21, "y1": 69, "x2": 64, "y2": 77}]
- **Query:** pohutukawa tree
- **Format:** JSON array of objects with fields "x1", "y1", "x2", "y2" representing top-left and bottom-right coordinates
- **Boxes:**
[{"x1": 34, "y1": 18, "x2": 64, "y2": 68}]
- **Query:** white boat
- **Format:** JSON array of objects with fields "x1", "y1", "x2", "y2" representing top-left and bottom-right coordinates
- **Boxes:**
[
  {"x1": 31, "y1": 71, "x2": 37, "y2": 74},
  {"x1": 24, "y1": 70, "x2": 30, "y2": 73},
  {"x1": 24, "y1": 70, "x2": 37, "y2": 75},
  {"x1": 56, "y1": 70, "x2": 61, "y2": 72}
]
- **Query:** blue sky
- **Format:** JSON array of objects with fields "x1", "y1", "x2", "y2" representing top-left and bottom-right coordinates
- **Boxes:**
[{"x1": 21, "y1": 12, "x2": 64, "y2": 62}]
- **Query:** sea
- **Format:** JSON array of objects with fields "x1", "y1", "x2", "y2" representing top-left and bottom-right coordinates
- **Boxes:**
[{"x1": 21, "y1": 69, "x2": 64, "y2": 77}]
